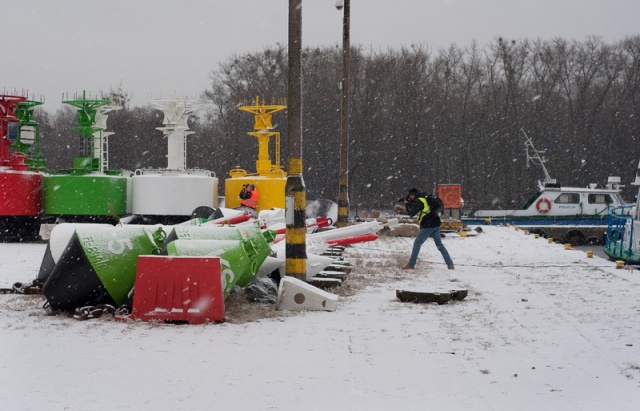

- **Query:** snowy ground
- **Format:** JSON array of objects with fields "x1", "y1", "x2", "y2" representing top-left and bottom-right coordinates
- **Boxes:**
[{"x1": 2, "y1": 225, "x2": 640, "y2": 410}]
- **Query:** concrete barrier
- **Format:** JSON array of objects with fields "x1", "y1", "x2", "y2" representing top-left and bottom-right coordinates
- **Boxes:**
[{"x1": 275, "y1": 276, "x2": 338, "y2": 312}]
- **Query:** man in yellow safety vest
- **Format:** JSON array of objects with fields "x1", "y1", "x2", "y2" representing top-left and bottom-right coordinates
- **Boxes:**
[{"x1": 401, "y1": 188, "x2": 454, "y2": 270}]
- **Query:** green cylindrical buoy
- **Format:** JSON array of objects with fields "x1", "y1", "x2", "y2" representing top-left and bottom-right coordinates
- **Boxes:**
[
  {"x1": 166, "y1": 224, "x2": 276, "y2": 244},
  {"x1": 43, "y1": 174, "x2": 127, "y2": 216},
  {"x1": 166, "y1": 235, "x2": 272, "y2": 297}
]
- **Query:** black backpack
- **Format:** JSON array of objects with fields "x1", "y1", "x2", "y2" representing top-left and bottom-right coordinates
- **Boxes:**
[{"x1": 427, "y1": 195, "x2": 444, "y2": 214}]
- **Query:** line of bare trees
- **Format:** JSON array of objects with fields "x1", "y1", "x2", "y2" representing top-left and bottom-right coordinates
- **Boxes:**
[{"x1": 36, "y1": 35, "x2": 640, "y2": 211}]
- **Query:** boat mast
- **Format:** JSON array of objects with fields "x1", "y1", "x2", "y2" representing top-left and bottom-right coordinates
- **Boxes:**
[{"x1": 522, "y1": 128, "x2": 556, "y2": 188}]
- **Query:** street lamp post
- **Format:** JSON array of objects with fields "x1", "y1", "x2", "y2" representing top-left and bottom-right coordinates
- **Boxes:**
[{"x1": 336, "y1": 0, "x2": 350, "y2": 228}]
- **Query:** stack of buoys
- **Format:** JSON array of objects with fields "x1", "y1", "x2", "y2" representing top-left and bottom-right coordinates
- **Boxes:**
[
  {"x1": 39, "y1": 219, "x2": 276, "y2": 311},
  {"x1": 163, "y1": 224, "x2": 276, "y2": 297},
  {"x1": 35, "y1": 207, "x2": 381, "y2": 314}
]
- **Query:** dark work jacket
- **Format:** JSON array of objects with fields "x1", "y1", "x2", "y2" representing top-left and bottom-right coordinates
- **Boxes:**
[{"x1": 406, "y1": 196, "x2": 442, "y2": 228}]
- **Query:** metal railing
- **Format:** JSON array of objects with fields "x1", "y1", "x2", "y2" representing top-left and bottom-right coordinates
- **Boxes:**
[{"x1": 605, "y1": 204, "x2": 636, "y2": 258}]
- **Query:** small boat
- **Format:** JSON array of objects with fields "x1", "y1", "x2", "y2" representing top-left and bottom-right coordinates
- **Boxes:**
[
  {"x1": 604, "y1": 161, "x2": 640, "y2": 263},
  {"x1": 462, "y1": 130, "x2": 628, "y2": 244}
]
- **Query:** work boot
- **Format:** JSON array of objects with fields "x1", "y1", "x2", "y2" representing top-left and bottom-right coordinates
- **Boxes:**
[
  {"x1": 401, "y1": 265, "x2": 414, "y2": 270},
  {"x1": 448, "y1": 265, "x2": 455, "y2": 270}
]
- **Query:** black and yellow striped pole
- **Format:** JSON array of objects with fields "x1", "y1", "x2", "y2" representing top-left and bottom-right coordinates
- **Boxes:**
[
  {"x1": 336, "y1": 0, "x2": 350, "y2": 228},
  {"x1": 285, "y1": 0, "x2": 307, "y2": 281}
]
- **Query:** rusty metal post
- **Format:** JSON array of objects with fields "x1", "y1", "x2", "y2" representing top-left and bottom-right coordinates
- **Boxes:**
[
  {"x1": 336, "y1": 0, "x2": 350, "y2": 227},
  {"x1": 285, "y1": 0, "x2": 307, "y2": 280}
]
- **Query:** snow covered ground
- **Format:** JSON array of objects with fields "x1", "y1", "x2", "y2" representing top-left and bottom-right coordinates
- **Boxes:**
[{"x1": 2, "y1": 225, "x2": 640, "y2": 410}]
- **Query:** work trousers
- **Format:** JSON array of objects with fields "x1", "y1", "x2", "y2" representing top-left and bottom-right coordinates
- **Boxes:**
[{"x1": 407, "y1": 225, "x2": 454, "y2": 268}]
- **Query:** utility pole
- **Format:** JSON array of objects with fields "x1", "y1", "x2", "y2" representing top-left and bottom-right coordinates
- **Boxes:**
[
  {"x1": 285, "y1": 0, "x2": 307, "y2": 280},
  {"x1": 336, "y1": 0, "x2": 350, "y2": 227}
]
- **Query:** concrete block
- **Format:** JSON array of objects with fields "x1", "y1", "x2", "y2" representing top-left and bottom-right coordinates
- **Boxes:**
[{"x1": 276, "y1": 276, "x2": 338, "y2": 312}]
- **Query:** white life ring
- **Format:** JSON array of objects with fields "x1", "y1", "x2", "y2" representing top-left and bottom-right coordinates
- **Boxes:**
[{"x1": 535, "y1": 198, "x2": 552, "y2": 214}]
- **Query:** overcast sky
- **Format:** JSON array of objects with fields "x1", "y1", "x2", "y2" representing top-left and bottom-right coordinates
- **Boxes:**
[{"x1": 2, "y1": 0, "x2": 639, "y2": 112}]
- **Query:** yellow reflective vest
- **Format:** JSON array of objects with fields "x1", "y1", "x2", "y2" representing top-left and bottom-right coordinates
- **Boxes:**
[{"x1": 416, "y1": 197, "x2": 430, "y2": 224}]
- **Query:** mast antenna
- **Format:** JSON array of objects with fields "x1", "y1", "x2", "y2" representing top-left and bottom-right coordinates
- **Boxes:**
[{"x1": 522, "y1": 128, "x2": 556, "y2": 187}]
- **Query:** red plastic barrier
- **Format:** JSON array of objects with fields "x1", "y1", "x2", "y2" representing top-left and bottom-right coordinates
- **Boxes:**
[
  {"x1": 116, "y1": 256, "x2": 225, "y2": 324},
  {"x1": 326, "y1": 234, "x2": 379, "y2": 246}
]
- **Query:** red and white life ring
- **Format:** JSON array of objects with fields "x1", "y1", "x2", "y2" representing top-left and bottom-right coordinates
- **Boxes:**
[{"x1": 535, "y1": 198, "x2": 552, "y2": 214}]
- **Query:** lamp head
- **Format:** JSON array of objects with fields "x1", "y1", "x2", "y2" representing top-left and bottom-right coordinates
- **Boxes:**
[{"x1": 335, "y1": 0, "x2": 344, "y2": 11}]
